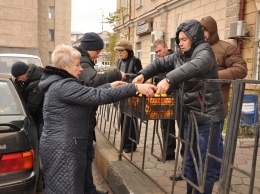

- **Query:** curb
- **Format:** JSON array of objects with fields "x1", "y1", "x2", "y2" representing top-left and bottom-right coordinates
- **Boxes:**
[{"x1": 94, "y1": 129, "x2": 165, "y2": 194}]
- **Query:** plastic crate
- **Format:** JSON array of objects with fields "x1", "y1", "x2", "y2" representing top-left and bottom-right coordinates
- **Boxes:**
[{"x1": 120, "y1": 93, "x2": 175, "y2": 120}]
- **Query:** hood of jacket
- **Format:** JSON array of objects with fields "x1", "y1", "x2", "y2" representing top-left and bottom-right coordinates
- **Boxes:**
[
  {"x1": 200, "y1": 16, "x2": 220, "y2": 45},
  {"x1": 39, "y1": 66, "x2": 81, "y2": 92},
  {"x1": 175, "y1": 19, "x2": 205, "y2": 53},
  {"x1": 26, "y1": 64, "x2": 44, "y2": 83}
]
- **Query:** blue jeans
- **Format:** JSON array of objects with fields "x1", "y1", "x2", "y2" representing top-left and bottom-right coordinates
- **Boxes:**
[
  {"x1": 84, "y1": 144, "x2": 96, "y2": 194},
  {"x1": 214, "y1": 127, "x2": 223, "y2": 180},
  {"x1": 184, "y1": 121, "x2": 224, "y2": 194}
]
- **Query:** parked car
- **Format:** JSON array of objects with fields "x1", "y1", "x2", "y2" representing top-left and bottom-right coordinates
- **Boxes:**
[
  {"x1": 0, "y1": 74, "x2": 40, "y2": 193},
  {"x1": 0, "y1": 53, "x2": 43, "y2": 74}
]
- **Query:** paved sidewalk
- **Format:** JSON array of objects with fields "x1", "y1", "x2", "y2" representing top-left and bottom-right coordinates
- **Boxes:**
[{"x1": 94, "y1": 115, "x2": 260, "y2": 194}]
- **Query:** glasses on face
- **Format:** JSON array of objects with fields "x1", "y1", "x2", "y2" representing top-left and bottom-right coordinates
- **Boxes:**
[{"x1": 117, "y1": 49, "x2": 125, "y2": 52}]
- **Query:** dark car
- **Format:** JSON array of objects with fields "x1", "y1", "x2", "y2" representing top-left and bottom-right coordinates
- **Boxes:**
[{"x1": 0, "y1": 74, "x2": 40, "y2": 194}]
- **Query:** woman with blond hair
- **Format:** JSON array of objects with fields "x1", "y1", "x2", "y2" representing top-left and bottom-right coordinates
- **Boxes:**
[{"x1": 39, "y1": 44, "x2": 156, "y2": 194}]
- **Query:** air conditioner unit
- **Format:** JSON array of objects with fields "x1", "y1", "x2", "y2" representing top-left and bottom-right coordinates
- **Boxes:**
[
  {"x1": 151, "y1": 31, "x2": 164, "y2": 43},
  {"x1": 229, "y1": 21, "x2": 246, "y2": 38}
]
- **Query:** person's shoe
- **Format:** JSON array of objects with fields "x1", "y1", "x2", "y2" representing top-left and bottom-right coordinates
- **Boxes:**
[
  {"x1": 95, "y1": 190, "x2": 109, "y2": 194},
  {"x1": 169, "y1": 171, "x2": 183, "y2": 181},
  {"x1": 123, "y1": 147, "x2": 136, "y2": 153},
  {"x1": 166, "y1": 154, "x2": 175, "y2": 160},
  {"x1": 214, "y1": 175, "x2": 220, "y2": 182}
]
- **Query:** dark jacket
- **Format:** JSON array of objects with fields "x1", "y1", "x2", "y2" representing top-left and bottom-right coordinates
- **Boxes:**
[
  {"x1": 138, "y1": 20, "x2": 225, "y2": 124},
  {"x1": 22, "y1": 64, "x2": 44, "y2": 127},
  {"x1": 117, "y1": 55, "x2": 142, "y2": 81},
  {"x1": 153, "y1": 49, "x2": 174, "y2": 84},
  {"x1": 38, "y1": 66, "x2": 137, "y2": 194},
  {"x1": 200, "y1": 16, "x2": 248, "y2": 115},
  {"x1": 75, "y1": 45, "x2": 123, "y2": 144},
  {"x1": 75, "y1": 45, "x2": 122, "y2": 87}
]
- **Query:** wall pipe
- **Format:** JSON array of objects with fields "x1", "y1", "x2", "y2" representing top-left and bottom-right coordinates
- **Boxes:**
[{"x1": 237, "y1": 0, "x2": 246, "y2": 53}]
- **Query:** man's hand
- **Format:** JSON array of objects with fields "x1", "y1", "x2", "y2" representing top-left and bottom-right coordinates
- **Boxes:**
[
  {"x1": 136, "y1": 84, "x2": 157, "y2": 97},
  {"x1": 156, "y1": 79, "x2": 170, "y2": 94},
  {"x1": 132, "y1": 74, "x2": 144, "y2": 84},
  {"x1": 110, "y1": 81, "x2": 127, "y2": 87}
]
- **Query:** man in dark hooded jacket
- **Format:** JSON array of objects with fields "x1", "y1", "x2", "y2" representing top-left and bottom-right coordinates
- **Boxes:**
[
  {"x1": 11, "y1": 61, "x2": 44, "y2": 138},
  {"x1": 74, "y1": 32, "x2": 125, "y2": 194},
  {"x1": 200, "y1": 16, "x2": 248, "y2": 181},
  {"x1": 133, "y1": 20, "x2": 225, "y2": 194}
]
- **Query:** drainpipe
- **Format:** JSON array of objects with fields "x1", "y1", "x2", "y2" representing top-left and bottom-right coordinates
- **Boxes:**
[
  {"x1": 237, "y1": 0, "x2": 246, "y2": 53},
  {"x1": 128, "y1": 0, "x2": 132, "y2": 41}
]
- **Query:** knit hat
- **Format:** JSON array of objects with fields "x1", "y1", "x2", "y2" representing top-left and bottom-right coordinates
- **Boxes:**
[
  {"x1": 11, "y1": 61, "x2": 29, "y2": 78},
  {"x1": 80, "y1": 32, "x2": 104, "y2": 51},
  {"x1": 114, "y1": 39, "x2": 133, "y2": 51}
]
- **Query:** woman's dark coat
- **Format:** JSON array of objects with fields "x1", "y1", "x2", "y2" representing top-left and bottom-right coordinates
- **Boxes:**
[
  {"x1": 138, "y1": 20, "x2": 225, "y2": 124},
  {"x1": 38, "y1": 66, "x2": 137, "y2": 194}
]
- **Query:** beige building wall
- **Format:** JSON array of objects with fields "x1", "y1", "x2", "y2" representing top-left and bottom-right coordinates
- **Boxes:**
[
  {"x1": 0, "y1": 0, "x2": 39, "y2": 53},
  {"x1": 115, "y1": 0, "x2": 259, "y2": 80},
  {"x1": 0, "y1": 0, "x2": 71, "y2": 67}
]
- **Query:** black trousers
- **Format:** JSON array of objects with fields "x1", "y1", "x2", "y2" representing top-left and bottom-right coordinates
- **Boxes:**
[
  {"x1": 120, "y1": 114, "x2": 137, "y2": 149},
  {"x1": 161, "y1": 119, "x2": 176, "y2": 156}
]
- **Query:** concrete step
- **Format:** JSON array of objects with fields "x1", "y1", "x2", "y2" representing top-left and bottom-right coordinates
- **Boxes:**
[{"x1": 94, "y1": 129, "x2": 165, "y2": 194}]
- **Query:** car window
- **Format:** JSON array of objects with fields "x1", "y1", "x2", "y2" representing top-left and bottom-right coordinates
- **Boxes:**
[
  {"x1": 0, "y1": 82, "x2": 22, "y2": 115},
  {"x1": 0, "y1": 56, "x2": 41, "y2": 74}
]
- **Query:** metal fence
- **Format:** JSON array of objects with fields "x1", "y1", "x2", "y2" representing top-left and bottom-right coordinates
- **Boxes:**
[{"x1": 96, "y1": 79, "x2": 260, "y2": 194}]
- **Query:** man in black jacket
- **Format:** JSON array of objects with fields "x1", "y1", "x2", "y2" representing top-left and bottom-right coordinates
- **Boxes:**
[
  {"x1": 75, "y1": 32, "x2": 125, "y2": 194},
  {"x1": 11, "y1": 61, "x2": 44, "y2": 139},
  {"x1": 11, "y1": 61, "x2": 45, "y2": 192}
]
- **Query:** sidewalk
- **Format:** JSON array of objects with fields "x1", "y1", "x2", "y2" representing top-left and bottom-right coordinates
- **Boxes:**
[{"x1": 94, "y1": 118, "x2": 260, "y2": 194}]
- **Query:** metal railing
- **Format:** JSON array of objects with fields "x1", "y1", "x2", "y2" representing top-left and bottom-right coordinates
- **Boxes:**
[{"x1": 96, "y1": 79, "x2": 260, "y2": 194}]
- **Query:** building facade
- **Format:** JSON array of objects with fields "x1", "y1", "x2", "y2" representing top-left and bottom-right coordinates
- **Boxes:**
[
  {"x1": 115, "y1": 0, "x2": 260, "y2": 80},
  {"x1": 0, "y1": 0, "x2": 71, "y2": 66}
]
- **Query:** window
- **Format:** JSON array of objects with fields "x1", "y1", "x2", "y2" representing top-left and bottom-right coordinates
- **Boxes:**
[
  {"x1": 137, "y1": 0, "x2": 143, "y2": 8},
  {"x1": 48, "y1": 52, "x2": 52, "y2": 64},
  {"x1": 136, "y1": 42, "x2": 142, "y2": 59},
  {"x1": 0, "y1": 82, "x2": 21, "y2": 115},
  {"x1": 124, "y1": 0, "x2": 130, "y2": 15},
  {"x1": 169, "y1": 38, "x2": 176, "y2": 52},
  {"x1": 150, "y1": 45, "x2": 156, "y2": 63},
  {"x1": 49, "y1": 30, "x2": 54, "y2": 41},
  {"x1": 48, "y1": 6, "x2": 55, "y2": 19}
]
